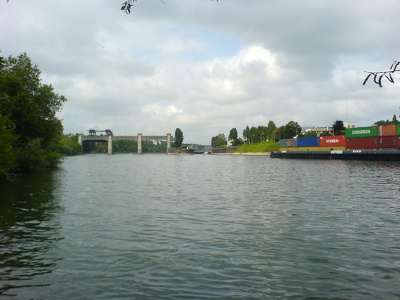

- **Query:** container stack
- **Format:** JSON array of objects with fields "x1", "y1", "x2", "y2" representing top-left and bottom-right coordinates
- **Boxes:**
[
  {"x1": 346, "y1": 125, "x2": 400, "y2": 150},
  {"x1": 279, "y1": 136, "x2": 346, "y2": 151},
  {"x1": 278, "y1": 124, "x2": 400, "y2": 151}
]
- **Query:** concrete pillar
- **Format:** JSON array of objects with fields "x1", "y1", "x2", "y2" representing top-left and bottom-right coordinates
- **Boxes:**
[
  {"x1": 78, "y1": 135, "x2": 83, "y2": 154},
  {"x1": 108, "y1": 135, "x2": 113, "y2": 155},
  {"x1": 167, "y1": 133, "x2": 172, "y2": 153},
  {"x1": 138, "y1": 133, "x2": 142, "y2": 154}
]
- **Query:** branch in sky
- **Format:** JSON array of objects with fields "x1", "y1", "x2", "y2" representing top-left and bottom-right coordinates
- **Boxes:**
[
  {"x1": 363, "y1": 61, "x2": 400, "y2": 87},
  {"x1": 121, "y1": 0, "x2": 219, "y2": 14}
]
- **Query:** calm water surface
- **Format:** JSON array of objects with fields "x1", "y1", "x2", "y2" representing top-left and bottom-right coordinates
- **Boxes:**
[{"x1": 1, "y1": 154, "x2": 400, "y2": 299}]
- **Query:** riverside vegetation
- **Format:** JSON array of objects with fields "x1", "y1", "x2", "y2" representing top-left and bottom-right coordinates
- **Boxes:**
[
  {"x1": 235, "y1": 142, "x2": 279, "y2": 154},
  {"x1": 0, "y1": 53, "x2": 69, "y2": 179}
]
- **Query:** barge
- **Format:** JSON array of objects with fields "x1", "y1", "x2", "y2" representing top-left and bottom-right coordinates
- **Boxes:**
[{"x1": 270, "y1": 150, "x2": 400, "y2": 161}]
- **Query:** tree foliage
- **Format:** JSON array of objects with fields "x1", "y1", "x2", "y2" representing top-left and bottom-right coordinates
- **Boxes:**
[
  {"x1": 211, "y1": 133, "x2": 227, "y2": 148},
  {"x1": 0, "y1": 53, "x2": 66, "y2": 173},
  {"x1": 0, "y1": 114, "x2": 16, "y2": 177},
  {"x1": 276, "y1": 121, "x2": 301, "y2": 140},
  {"x1": 228, "y1": 128, "x2": 238, "y2": 141},
  {"x1": 332, "y1": 120, "x2": 345, "y2": 135},
  {"x1": 363, "y1": 61, "x2": 400, "y2": 87},
  {"x1": 173, "y1": 128, "x2": 184, "y2": 148},
  {"x1": 228, "y1": 128, "x2": 242, "y2": 146},
  {"x1": 242, "y1": 121, "x2": 277, "y2": 144}
]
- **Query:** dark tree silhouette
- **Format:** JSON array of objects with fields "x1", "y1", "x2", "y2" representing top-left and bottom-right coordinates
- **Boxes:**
[
  {"x1": 363, "y1": 61, "x2": 400, "y2": 87},
  {"x1": 332, "y1": 120, "x2": 345, "y2": 135}
]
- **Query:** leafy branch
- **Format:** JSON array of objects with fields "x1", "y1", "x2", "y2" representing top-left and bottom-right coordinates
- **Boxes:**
[
  {"x1": 363, "y1": 61, "x2": 400, "y2": 87},
  {"x1": 121, "y1": 0, "x2": 218, "y2": 14},
  {"x1": 121, "y1": 0, "x2": 136, "y2": 14}
]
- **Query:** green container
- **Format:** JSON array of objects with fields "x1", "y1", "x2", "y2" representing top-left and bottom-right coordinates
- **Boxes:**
[
  {"x1": 397, "y1": 124, "x2": 400, "y2": 135},
  {"x1": 345, "y1": 126, "x2": 378, "y2": 138}
]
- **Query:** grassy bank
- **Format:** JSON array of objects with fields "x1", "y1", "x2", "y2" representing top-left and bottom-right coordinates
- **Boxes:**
[{"x1": 235, "y1": 142, "x2": 279, "y2": 153}]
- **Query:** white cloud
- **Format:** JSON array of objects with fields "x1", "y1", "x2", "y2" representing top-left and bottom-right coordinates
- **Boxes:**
[{"x1": 2, "y1": 0, "x2": 400, "y2": 144}]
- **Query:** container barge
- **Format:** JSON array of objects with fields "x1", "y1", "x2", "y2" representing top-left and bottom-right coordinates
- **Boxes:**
[
  {"x1": 271, "y1": 124, "x2": 400, "y2": 161},
  {"x1": 270, "y1": 150, "x2": 400, "y2": 161}
]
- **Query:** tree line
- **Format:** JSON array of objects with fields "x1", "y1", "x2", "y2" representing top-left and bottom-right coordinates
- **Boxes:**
[
  {"x1": 210, "y1": 120, "x2": 355, "y2": 148},
  {"x1": 211, "y1": 120, "x2": 302, "y2": 148}
]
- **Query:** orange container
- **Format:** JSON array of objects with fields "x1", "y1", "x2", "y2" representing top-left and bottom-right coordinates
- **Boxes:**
[
  {"x1": 319, "y1": 135, "x2": 346, "y2": 147},
  {"x1": 378, "y1": 125, "x2": 397, "y2": 136}
]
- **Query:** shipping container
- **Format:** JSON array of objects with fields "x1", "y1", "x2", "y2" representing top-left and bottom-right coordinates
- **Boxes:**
[
  {"x1": 296, "y1": 147, "x2": 321, "y2": 151},
  {"x1": 395, "y1": 136, "x2": 400, "y2": 148},
  {"x1": 319, "y1": 135, "x2": 346, "y2": 147},
  {"x1": 346, "y1": 137, "x2": 378, "y2": 150},
  {"x1": 279, "y1": 138, "x2": 298, "y2": 148},
  {"x1": 296, "y1": 146, "x2": 347, "y2": 151},
  {"x1": 298, "y1": 137, "x2": 319, "y2": 147},
  {"x1": 345, "y1": 126, "x2": 378, "y2": 138},
  {"x1": 397, "y1": 124, "x2": 400, "y2": 136},
  {"x1": 378, "y1": 124, "x2": 397, "y2": 136},
  {"x1": 319, "y1": 146, "x2": 346, "y2": 151},
  {"x1": 280, "y1": 146, "x2": 346, "y2": 151},
  {"x1": 378, "y1": 136, "x2": 397, "y2": 148}
]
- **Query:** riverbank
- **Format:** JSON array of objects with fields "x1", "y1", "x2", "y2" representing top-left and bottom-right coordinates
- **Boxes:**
[
  {"x1": 235, "y1": 141, "x2": 279, "y2": 153},
  {"x1": 210, "y1": 142, "x2": 278, "y2": 155}
]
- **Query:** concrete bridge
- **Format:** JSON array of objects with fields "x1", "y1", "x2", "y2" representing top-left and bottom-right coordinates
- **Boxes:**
[{"x1": 78, "y1": 133, "x2": 172, "y2": 154}]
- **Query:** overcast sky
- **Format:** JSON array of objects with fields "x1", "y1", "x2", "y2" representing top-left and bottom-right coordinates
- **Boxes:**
[{"x1": 2, "y1": 0, "x2": 400, "y2": 144}]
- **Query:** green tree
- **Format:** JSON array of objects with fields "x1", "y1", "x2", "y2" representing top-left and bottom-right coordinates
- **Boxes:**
[
  {"x1": 266, "y1": 120, "x2": 277, "y2": 142},
  {"x1": 228, "y1": 128, "x2": 242, "y2": 146},
  {"x1": 173, "y1": 128, "x2": 184, "y2": 148},
  {"x1": 243, "y1": 126, "x2": 250, "y2": 144},
  {"x1": 58, "y1": 133, "x2": 82, "y2": 155},
  {"x1": 228, "y1": 128, "x2": 238, "y2": 141},
  {"x1": 0, "y1": 53, "x2": 66, "y2": 171},
  {"x1": 0, "y1": 114, "x2": 16, "y2": 177},
  {"x1": 277, "y1": 121, "x2": 302, "y2": 139},
  {"x1": 211, "y1": 133, "x2": 227, "y2": 148}
]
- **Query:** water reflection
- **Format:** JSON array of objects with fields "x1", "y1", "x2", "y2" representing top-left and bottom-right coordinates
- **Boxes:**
[{"x1": 0, "y1": 170, "x2": 62, "y2": 296}]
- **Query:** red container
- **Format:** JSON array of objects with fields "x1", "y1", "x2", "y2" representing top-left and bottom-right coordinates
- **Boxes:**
[
  {"x1": 378, "y1": 125, "x2": 397, "y2": 136},
  {"x1": 319, "y1": 135, "x2": 346, "y2": 147},
  {"x1": 395, "y1": 136, "x2": 400, "y2": 148},
  {"x1": 378, "y1": 136, "x2": 397, "y2": 148},
  {"x1": 346, "y1": 137, "x2": 378, "y2": 150}
]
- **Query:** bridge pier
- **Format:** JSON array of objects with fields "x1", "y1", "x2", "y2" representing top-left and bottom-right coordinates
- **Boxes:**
[
  {"x1": 167, "y1": 133, "x2": 171, "y2": 152},
  {"x1": 108, "y1": 135, "x2": 113, "y2": 155},
  {"x1": 137, "y1": 133, "x2": 142, "y2": 154},
  {"x1": 78, "y1": 135, "x2": 83, "y2": 154},
  {"x1": 79, "y1": 133, "x2": 172, "y2": 154}
]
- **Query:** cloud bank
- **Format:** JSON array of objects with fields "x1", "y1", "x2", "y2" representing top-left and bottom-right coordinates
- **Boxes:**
[{"x1": 2, "y1": 0, "x2": 400, "y2": 144}]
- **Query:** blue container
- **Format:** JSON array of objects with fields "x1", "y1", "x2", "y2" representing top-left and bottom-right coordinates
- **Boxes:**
[
  {"x1": 279, "y1": 138, "x2": 298, "y2": 148},
  {"x1": 298, "y1": 137, "x2": 319, "y2": 147}
]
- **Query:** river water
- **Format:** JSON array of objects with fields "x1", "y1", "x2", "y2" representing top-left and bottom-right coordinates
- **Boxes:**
[{"x1": 1, "y1": 154, "x2": 400, "y2": 299}]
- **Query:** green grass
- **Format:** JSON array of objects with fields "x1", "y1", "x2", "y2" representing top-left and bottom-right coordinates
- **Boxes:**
[{"x1": 235, "y1": 142, "x2": 279, "y2": 153}]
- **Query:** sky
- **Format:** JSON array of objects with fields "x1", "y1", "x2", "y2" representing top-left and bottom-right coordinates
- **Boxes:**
[{"x1": 1, "y1": 0, "x2": 400, "y2": 144}]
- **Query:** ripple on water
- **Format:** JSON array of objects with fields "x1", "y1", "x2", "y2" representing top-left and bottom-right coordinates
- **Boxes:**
[{"x1": 1, "y1": 155, "x2": 400, "y2": 298}]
